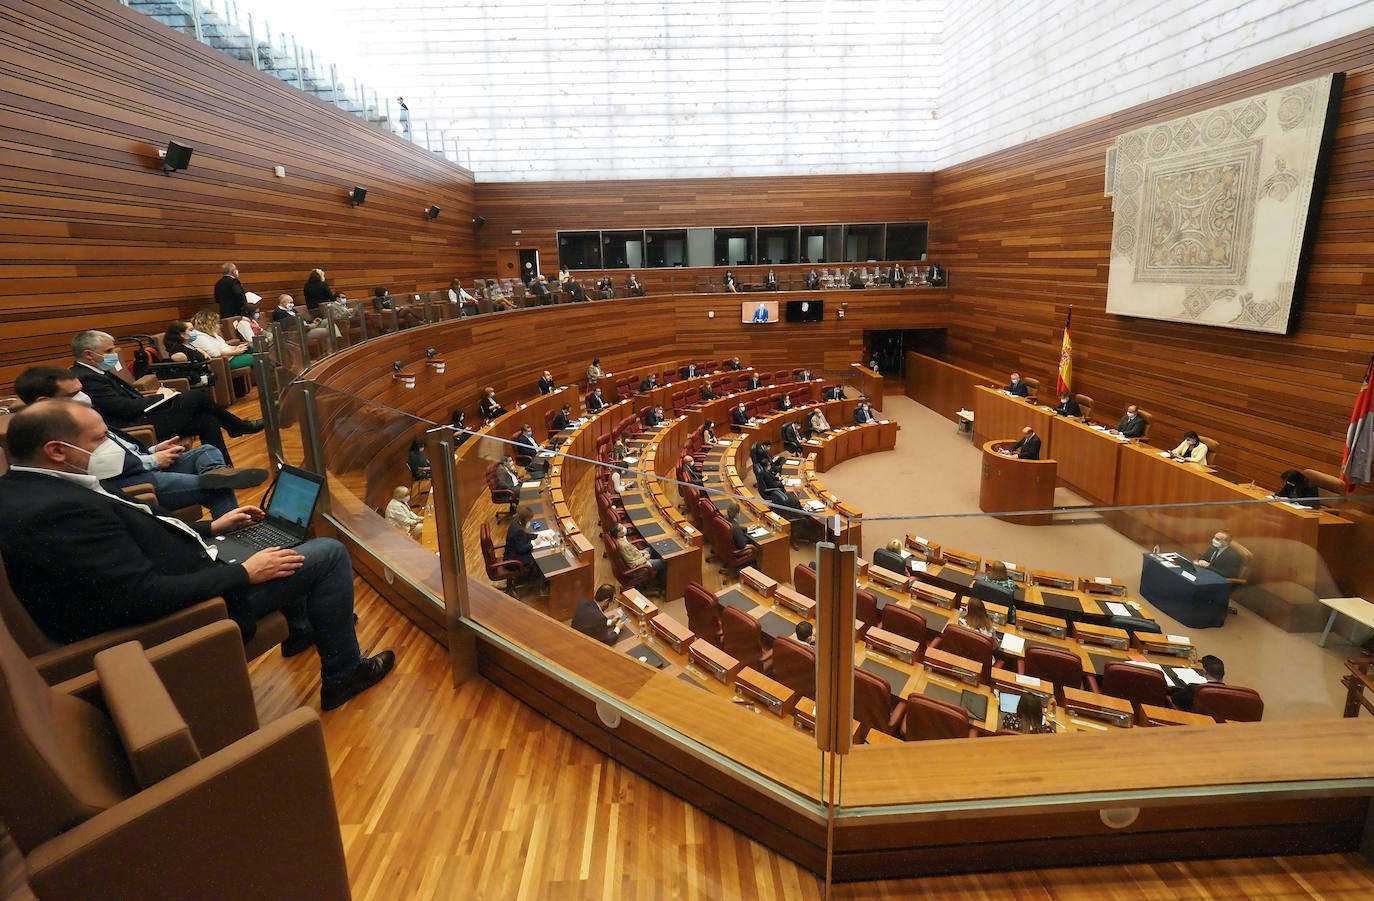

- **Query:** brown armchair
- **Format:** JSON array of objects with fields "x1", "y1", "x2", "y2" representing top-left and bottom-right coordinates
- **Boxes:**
[{"x1": 0, "y1": 619, "x2": 350, "y2": 901}]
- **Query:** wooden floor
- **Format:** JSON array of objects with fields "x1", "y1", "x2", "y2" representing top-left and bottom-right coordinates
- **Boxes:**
[{"x1": 9, "y1": 389, "x2": 1374, "y2": 899}]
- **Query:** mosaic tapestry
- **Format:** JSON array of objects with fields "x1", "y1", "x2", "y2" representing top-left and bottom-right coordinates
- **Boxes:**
[{"x1": 1104, "y1": 74, "x2": 1341, "y2": 334}]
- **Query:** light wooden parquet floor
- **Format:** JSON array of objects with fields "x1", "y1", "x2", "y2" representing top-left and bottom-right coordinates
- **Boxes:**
[{"x1": 10, "y1": 390, "x2": 1374, "y2": 900}]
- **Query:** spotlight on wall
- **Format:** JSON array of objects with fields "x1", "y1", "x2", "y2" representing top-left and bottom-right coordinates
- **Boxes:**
[
  {"x1": 472, "y1": 215, "x2": 487, "y2": 229},
  {"x1": 158, "y1": 140, "x2": 194, "y2": 175},
  {"x1": 392, "y1": 360, "x2": 415, "y2": 388},
  {"x1": 350, "y1": 186, "x2": 367, "y2": 207},
  {"x1": 426, "y1": 348, "x2": 437, "y2": 359},
  {"x1": 425, "y1": 205, "x2": 441, "y2": 220}
]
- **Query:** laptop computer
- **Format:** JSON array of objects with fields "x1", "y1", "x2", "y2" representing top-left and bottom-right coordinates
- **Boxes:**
[{"x1": 211, "y1": 465, "x2": 325, "y2": 564}]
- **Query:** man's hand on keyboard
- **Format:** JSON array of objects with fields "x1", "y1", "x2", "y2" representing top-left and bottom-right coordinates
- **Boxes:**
[
  {"x1": 211, "y1": 505, "x2": 265, "y2": 535},
  {"x1": 242, "y1": 547, "x2": 306, "y2": 583}
]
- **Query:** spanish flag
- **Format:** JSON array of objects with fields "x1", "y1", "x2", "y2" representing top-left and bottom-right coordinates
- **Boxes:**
[
  {"x1": 1055, "y1": 307, "x2": 1073, "y2": 396},
  {"x1": 1341, "y1": 352, "x2": 1374, "y2": 491}
]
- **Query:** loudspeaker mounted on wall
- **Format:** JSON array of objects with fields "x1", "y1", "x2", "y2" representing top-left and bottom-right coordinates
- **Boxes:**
[
  {"x1": 472, "y1": 216, "x2": 487, "y2": 229},
  {"x1": 158, "y1": 140, "x2": 193, "y2": 175},
  {"x1": 425, "y1": 205, "x2": 441, "y2": 220},
  {"x1": 350, "y1": 186, "x2": 367, "y2": 207}
]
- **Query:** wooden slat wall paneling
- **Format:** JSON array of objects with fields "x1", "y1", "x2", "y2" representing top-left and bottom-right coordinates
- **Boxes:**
[
  {"x1": 473, "y1": 173, "x2": 935, "y2": 277},
  {"x1": 0, "y1": 0, "x2": 478, "y2": 388},
  {"x1": 930, "y1": 33, "x2": 1374, "y2": 488}
]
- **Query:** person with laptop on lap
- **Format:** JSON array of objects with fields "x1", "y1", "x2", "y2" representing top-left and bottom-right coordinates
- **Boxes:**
[{"x1": 0, "y1": 401, "x2": 395, "y2": 711}]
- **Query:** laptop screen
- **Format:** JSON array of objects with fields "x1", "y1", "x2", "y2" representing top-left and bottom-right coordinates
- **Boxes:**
[{"x1": 266, "y1": 467, "x2": 324, "y2": 528}]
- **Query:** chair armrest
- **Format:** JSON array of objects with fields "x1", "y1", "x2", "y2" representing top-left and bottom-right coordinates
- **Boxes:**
[
  {"x1": 25, "y1": 708, "x2": 350, "y2": 901},
  {"x1": 160, "y1": 378, "x2": 191, "y2": 394},
  {"x1": 93, "y1": 641, "x2": 202, "y2": 789},
  {"x1": 59, "y1": 620, "x2": 258, "y2": 755},
  {"x1": 33, "y1": 598, "x2": 228, "y2": 684}
]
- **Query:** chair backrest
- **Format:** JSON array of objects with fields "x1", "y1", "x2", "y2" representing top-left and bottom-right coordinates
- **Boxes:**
[
  {"x1": 1023, "y1": 645, "x2": 1084, "y2": 689},
  {"x1": 0, "y1": 613, "x2": 136, "y2": 853},
  {"x1": 602, "y1": 534, "x2": 639, "y2": 584},
  {"x1": 0, "y1": 554, "x2": 60, "y2": 656},
  {"x1": 1101, "y1": 661, "x2": 1170, "y2": 707},
  {"x1": 772, "y1": 636, "x2": 816, "y2": 699},
  {"x1": 1300, "y1": 468, "x2": 1344, "y2": 498},
  {"x1": 706, "y1": 514, "x2": 749, "y2": 568},
  {"x1": 853, "y1": 668, "x2": 894, "y2": 736},
  {"x1": 479, "y1": 522, "x2": 499, "y2": 567},
  {"x1": 937, "y1": 623, "x2": 994, "y2": 678},
  {"x1": 1105, "y1": 614, "x2": 1163, "y2": 635},
  {"x1": 1136, "y1": 409, "x2": 1153, "y2": 439},
  {"x1": 1199, "y1": 434, "x2": 1220, "y2": 464},
  {"x1": 903, "y1": 693, "x2": 971, "y2": 741},
  {"x1": 1192, "y1": 684, "x2": 1263, "y2": 722},
  {"x1": 1020, "y1": 376, "x2": 1039, "y2": 398},
  {"x1": 1229, "y1": 541, "x2": 1253, "y2": 581},
  {"x1": 1074, "y1": 394, "x2": 1093, "y2": 419},
  {"x1": 721, "y1": 606, "x2": 765, "y2": 669},
  {"x1": 544, "y1": 409, "x2": 559, "y2": 432},
  {"x1": 856, "y1": 588, "x2": 880, "y2": 628},
  {"x1": 793, "y1": 563, "x2": 817, "y2": 600},
  {"x1": 879, "y1": 604, "x2": 926, "y2": 645},
  {"x1": 683, "y1": 582, "x2": 722, "y2": 644}
]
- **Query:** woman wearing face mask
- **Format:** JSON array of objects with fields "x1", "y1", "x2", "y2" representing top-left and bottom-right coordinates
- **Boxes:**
[
  {"x1": 1168, "y1": 430, "x2": 1209, "y2": 465},
  {"x1": 161, "y1": 321, "x2": 214, "y2": 390}
]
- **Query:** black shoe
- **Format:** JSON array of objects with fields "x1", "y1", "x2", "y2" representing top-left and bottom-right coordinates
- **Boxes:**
[
  {"x1": 233, "y1": 418, "x2": 265, "y2": 436},
  {"x1": 281, "y1": 632, "x2": 315, "y2": 658},
  {"x1": 199, "y1": 467, "x2": 269, "y2": 490},
  {"x1": 321, "y1": 650, "x2": 396, "y2": 711}
]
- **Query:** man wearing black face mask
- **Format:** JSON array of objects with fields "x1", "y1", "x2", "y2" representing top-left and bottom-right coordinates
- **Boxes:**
[
  {"x1": 14, "y1": 366, "x2": 266, "y2": 517},
  {"x1": 0, "y1": 401, "x2": 395, "y2": 711}
]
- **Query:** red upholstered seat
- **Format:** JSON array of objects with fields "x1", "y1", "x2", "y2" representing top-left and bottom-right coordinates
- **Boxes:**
[
  {"x1": 1192, "y1": 684, "x2": 1263, "y2": 722},
  {"x1": 602, "y1": 533, "x2": 655, "y2": 592},
  {"x1": 481, "y1": 522, "x2": 527, "y2": 591},
  {"x1": 1020, "y1": 645, "x2": 1096, "y2": 692},
  {"x1": 793, "y1": 563, "x2": 817, "y2": 600},
  {"x1": 721, "y1": 606, "x2": 771, "y2": 674},
  {"x1": 879, "y1": 605, "x2": 927, "y2": 648},
  {"x1": 772, "y1": 636, "x2": 815, "y2": 700},
  {"x1": 854, "y1": 668, "x2": 905, "y2": 739},
  {"x1": 684, "y1": 582, "x2": 723, "y2": 646},
  {"x1": 1101, "y1": 661, "x2": 1170, "y2": 709},
  {"x1": 927, "y1": 623, "x2": 996, "y2": 681},
  {"x1": 902, "y1": 693, "x2": 976, "y2": 741},
  {"x1": 706, "y1": 513, "x2": 756, "y2": 578}
]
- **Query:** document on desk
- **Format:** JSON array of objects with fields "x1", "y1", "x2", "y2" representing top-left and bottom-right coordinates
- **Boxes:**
[
  {"x1": 910, "y1": 561, "x2": 928, "y2": 573},
  {"x1": 1157, "y1": 451, "x2": 1173, "y2": 458},
  {"x1": 785, "y1": 478, "x2": 802, "y2": 487},
  {"x1": 1172, "y1": 667, "x2": 1206, "y2": 685},
  {"x1": 1105, "y1": 602, "x2": 1131, "y2": 617},
  {"x1": 1180, "y1": 571, "x2": 1197, "y2": 582},
  {"x1": 747, "y1": 527, "x2": 770, "y2": 539},
  {"x1": 1000, "y1": 633, "x2": 1025, "y2": 655},
  {"x1": 521, "y1": 480, "x2": 541, "y2": 489}
]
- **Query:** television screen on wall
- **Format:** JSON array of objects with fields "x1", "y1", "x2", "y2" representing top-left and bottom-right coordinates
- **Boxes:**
[
  {"x1": 741, "y1": 301, "x2": 779, "y2": 324},
  {"x1": 785, "y1": 300, "x2": 824, "y2": 322}
]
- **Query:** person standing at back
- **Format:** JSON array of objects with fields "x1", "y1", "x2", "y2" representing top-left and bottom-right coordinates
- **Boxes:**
[{"x1": 214, "y1": 262, "x2": 249, "y2": 323}]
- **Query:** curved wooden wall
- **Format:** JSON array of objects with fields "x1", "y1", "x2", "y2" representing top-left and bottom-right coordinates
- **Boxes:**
[
  {"x1": 931, "y1": 37, "x2": 1374, "y2": 484},
  {"x1": 0, "y1": 0, "x2": 477, "y2": 387}
]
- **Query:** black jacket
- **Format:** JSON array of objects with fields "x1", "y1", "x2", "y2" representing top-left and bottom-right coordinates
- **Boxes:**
[
  {"x1": 571, "y1": 599, "x2": 619, "y2": 644},
  {"x1": 0, "y1": 470, "x2": 251, "y2": 644},
  {"x1": 538, "y1": 375, "x2": 556, "y2": 395},
  {"x1": 732, "y1": 408, "x2": 750, "y2": 426},
  {"x1": 587, "y1": 393, "x2": 606, "y2": 413},
  {"x1": 74, "y1": 365, "x2": 161, "y2": 429},
  {"x1": 215, "y1": 275, "x2": 248, "y2": 320},
  {"x1": 1117, "y1": 413, "x2": 1146, "y2": 438},
  {"x1": 1011, "y1": 433, "x2": 1042, "y2": 460},
  {"x1": 1053, "y1": 398, "x2": 1082, "y2": 417},
  {"x1": 1006, "y1": 380, "x2": 1029, "y2": 397},
  {"x1": 303, "y1": 279, "x2": 337, "y2": 314}
]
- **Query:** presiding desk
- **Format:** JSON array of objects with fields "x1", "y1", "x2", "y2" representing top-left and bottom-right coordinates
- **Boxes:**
[
  {"x1": 1138, "y1": 552, "x2": 1233, "y2": 629},
  {"x1": 973, "y1": 385, "x2": 1054, "y2": 458},
  {"x1": 978, "y1": 440, "x2": 1057, "y2": 525}
]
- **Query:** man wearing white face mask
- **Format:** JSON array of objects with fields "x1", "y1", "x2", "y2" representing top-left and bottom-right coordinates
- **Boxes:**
[
  {"x1": 1196, "y1": 530, "x2": 1243, "y2": 579},
  {"x1": 70, "y1": 329, "x2": 263, "y2": 465},
  {"x1": 0, "y1": 401, "x2": 396, "y2": 711},
  {"x1": 15, "y1": 367, "x2": 267, "y2": 517}
]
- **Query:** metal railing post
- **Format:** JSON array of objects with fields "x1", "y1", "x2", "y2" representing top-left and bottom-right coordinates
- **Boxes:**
[
  {"x1": 246, "y1": 13, "x2": 260, "y2": 69},
  {"x1": 424, "y1": 425, "x2": 475, "y2": 684},
  {"x1": 297, "y1": 382, "x2": 328, "y2": 506},
  {"x1": 324, "y1": 305, "x2": 341, "y2": 355},
  {"x1": 191, "y1": 0, "x2": 205, "y2": 42},
  {"x1": 292, "y1": 37, "x2": 304, "y2": 88},
  {"x1": 293, "y1": 314, "x2": 312, "y2": 367},
  {"x1": 330, "y1": 63, "x2": 339, "y2": 105},
  {"x1": 251, "y1": 347, "x2": 285, "y2": 465}
]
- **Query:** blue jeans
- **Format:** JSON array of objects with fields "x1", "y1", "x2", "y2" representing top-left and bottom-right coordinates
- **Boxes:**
[
  {"x1": 109, "y1": 445, "x2": 240, "y2": 517},
  {"x1": 243, "y1": 538, "x2": 361, "y2": 684}
]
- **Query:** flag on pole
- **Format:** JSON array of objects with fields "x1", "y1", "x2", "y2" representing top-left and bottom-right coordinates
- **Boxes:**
[
  {"x1": 1341, "y1": 353, "x2": 1374, "y2": 492},
  {"x1": 1055, "y1": 307, "x2": 1073, "y2": 396}
]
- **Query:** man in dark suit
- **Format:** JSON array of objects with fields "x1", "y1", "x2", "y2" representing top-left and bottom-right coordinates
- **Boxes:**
[
  {"x1": 1007, "y1": 427, "x2": 1041, "y2": 460},
  {"x1": 0, "y1": 402, "x2": 394, "y2": 710},
  {"x1": 823, "y1": 385, "x2": 844, "y2": 402},
  {"x1": 680, "y1": 362, "x2": 699, "y2": 381},
  {"x1": 71, "y1": 330, "x2": 263, "y2": 465},
  {"x1": 750, "y1": 439, "x2": 773, "y2": 468},
  {"x1": 1169, "y1": 655, "x2": 1225, "y2": 711},
  {"x1": 513, "y1": 425, "x2": 544, "y2": 475},
  {"x1": 804, "y1": 269, "x2": 820, "y2": 290},
  {"x1": 731, "y1": 403, "x2": 751, "y2": 427},
  {"x1": 1005, "y1": 373, "x2": 1029, "y2": 397},
  {"x1": 764, "y1": 269, "x2": 778, "y2": 290},
  {"x1": 1052, "y1": 392, "x2": 1081, "y2": 417},
  {"x1": 853, "y1": 402, "x2": 876, "y2": 424},
  {"x1": 723, "y1": 502, "x2": 750, "y2": 552},
  {"x1": 776, "y1": 393, "x2": 793, "y2": 412},
  {"x1": 537, "y1": 370, "x2": 556, "y2": 395},
  {"x1": 529, "y1": 276, "x2": 552, "y2": 305},
  {"x1": 754, "y1": 459, "x2": 793, "y2": 507},
  {"x1": 214, "y1": 262, "x2": 249, "y2": 321},
  {"x1": 1115, "y1": 405, "x2": 1147, "y2": 439},
  {"x1": 551, "y1": 403, "x2": 574, "y2": 432},
  {"x1": 745, "y1": 373, "x2": 764, "y2": 390},
  {"x1": 504, "y1": 507, "x2": 539, "y2": 574},
  {"x1": 681, "y1": 455, "x2": 704, "y2": 486},
  {"x1": 638, "y1": 373, "x2": 658, "y2": 393},
  {"x1": 15, "y1": 366, "x2": 265, "y2": 518},
  {"x1": 1196, "y1": 530, "x2": 1243, "y2": 578},
  {"x1": 626, "y1": 274, "x2": 646, "y2": 297},
  {"x1": 563, "y1": 278, "x2": 588, "y2": 303},
  {"x1": 586, "y1": 388, "x2": 606, "y2": 413},
  {"x1": 643, "y1": 404, "x2": 665, "y2": 428},
  {"x1": 727, "y1": 357, "x2": 743, "y2": 371},
  {"x1": 891, "y1": 264, "x2": 907, "y2": 287},
  {"x1": 571, "y1": 584, "x2": 625, "y2": 645},
  {"x1": 698, "y1": 382, "x2": 718, "y2": 401},
  {"x1": 781, "y1": 420, "x2": 804, "y2": 456}
]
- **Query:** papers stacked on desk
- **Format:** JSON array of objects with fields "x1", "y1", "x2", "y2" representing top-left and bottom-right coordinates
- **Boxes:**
[
  {"x1": 537, "y1": 449, "x2": 555, "y2": 457},
  {"x1": 1172, "y1": 667, "x2": 1206, "y2": 685},
  {"x1": 785, "y1": 478, "x2": 802, "y2": 487},
  {"x1": 521, "y1": 480, "x2": 541, "y2": 489},
  {"x1": 1000, "y1": 633, "x2": 1025, "y2": 655},
  {"x1": 1157, "y1": 451, "x2": 1173, "y2": 458},
  {"x1": 747, "y1": 526, "x2": 770, "y2": 539},
  {"x1": 802, "y1": 499, "x2": 826, "y2": 513},
  {"x1": 623, "y1": 456, "x2": 638, "y2": 464},
  {"x1": 1105, "y1": 601, "x2": 1132, "y2": 617},
  {"x1": 532, "y1": 529, "x2": 559, "y2": 549}
]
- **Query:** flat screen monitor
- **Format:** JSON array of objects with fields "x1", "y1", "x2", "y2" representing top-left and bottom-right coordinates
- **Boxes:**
[
  {"x1": 741, "y1": 301, "x2": 778, "y2": 324},
  {"x1": 785, "y1": 299, "x2": 824, "y2": 322}
]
